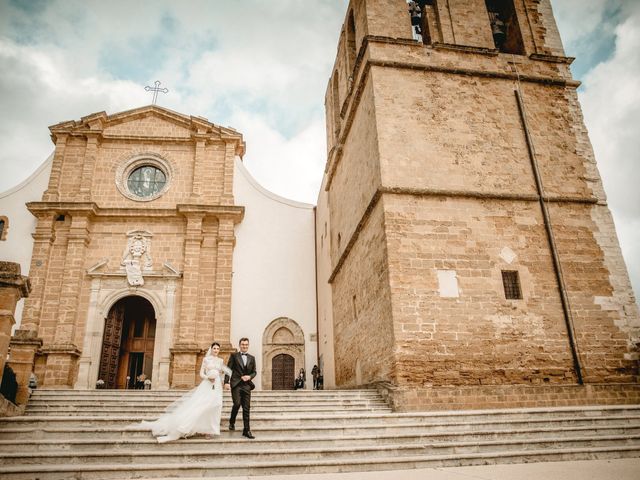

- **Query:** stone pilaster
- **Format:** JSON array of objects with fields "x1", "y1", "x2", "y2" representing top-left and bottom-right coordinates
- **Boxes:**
[
  {"x1": 20, "y1": 213, "x2": 55, "y2": 332},
  {"x1": 0, "y1": 262, "x2": 31, "y2": 389},
  {"x1": 197, "y1": 228, "x2": 218, "y2": 346},
  {"x1": 43, "y1": 134, "x2": 68, "y2": 202},
  {"x1": 191, "y1": 135, "x2": 207, "y2": 200},
  {"x1": 221, "y1": 141, "x2": 236, "y2": 205},
  {"x1": 177, "y1": 214, "x2": 204, "y2": 345},
  {"x1": 45, "y1": 213, "x2": 90, "y2": 387},
  {"x1": 78, "y1": 133, "x2": 100, "y2": 201},
  {"x1": 213, "y1": 216, "x2": 235, "y2": 346},
  {"x1": 171, "y1": 214, "x2": 204, "y2": 388},
  {"x1": 7, "y1": 330, "x2": 42, "y2": 406}
]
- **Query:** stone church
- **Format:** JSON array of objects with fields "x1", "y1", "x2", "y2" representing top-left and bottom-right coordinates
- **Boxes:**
[{"x1": 1, "y1": 0, "x2": 639, "y2": 408}]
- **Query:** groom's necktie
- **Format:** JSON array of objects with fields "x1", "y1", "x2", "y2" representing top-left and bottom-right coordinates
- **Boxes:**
[{"x1": 241, "y1": 353, "x2": 247, "y2": 367}]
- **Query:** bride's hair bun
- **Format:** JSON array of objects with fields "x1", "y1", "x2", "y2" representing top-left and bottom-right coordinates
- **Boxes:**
[{"x1": 210, "y1": 342, "x2": 221, "y2": 348}]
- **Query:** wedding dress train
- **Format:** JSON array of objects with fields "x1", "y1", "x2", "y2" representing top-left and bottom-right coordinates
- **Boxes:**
[{"x1": 139, "y1": 355, "x2": 231, "y2": 443}]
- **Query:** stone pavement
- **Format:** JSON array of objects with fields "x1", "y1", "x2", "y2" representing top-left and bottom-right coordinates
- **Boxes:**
[{"x1": 156, "y1": 459, "x2": 639, "y2": 480}]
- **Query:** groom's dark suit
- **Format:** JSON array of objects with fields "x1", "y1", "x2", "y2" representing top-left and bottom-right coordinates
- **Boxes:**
[{"x1": 224, "y1": 351, "x2": 256, "y2": 435}]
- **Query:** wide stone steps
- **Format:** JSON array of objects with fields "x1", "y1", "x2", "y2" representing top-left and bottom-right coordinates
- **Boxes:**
[
  {"x1": 6, "y1": 412, "x2": 640, "y2": 430},
  {"x1": 2, "y1": 447, "x2": 640, "y2": 479},
  {"x1": 3, "y1": 433, "x2": 640, "y2": 466},
  {"x1": 24, "y1": 406, "x2": 388, "y2": 415},
  {"x1": 3, "y1": 417, "x2": 640, "y2": 442},
  {"x1": 1, "y1": 389, "x2": 639, "y2": 479},
  {"x1": 2, "y1": 428, "x2": 640, "y2": 454}
]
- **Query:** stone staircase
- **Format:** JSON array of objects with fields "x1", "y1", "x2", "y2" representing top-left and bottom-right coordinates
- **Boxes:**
[{"x1": 1, "y1": 389, "x2": 639, "y2": 479}]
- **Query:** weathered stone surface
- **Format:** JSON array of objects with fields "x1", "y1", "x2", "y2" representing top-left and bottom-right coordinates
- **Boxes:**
[
  {"x1": 319, "y1": 0, "x2": 639, "y2": 401},
  {"x1": 0, "y1": 262, "x2": 31, "y2": 401},
  {"x1": 20, "y1": 106, "x2": 244, "y2": 388}
]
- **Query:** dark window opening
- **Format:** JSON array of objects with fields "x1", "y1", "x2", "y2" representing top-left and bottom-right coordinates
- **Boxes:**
[
  {"x1": 352, "y1": 295, "x2": 358, "y2": 321},
  {"x1": 0, "y1": 218, "x2": 5, "y2": 241},
  {"x1": 346, "y1": 10, "x2": 357, "y2": 73},
  {"x1": 502, "y1": 270, "x2": 522, "y2": 300},
  {"x1": 407, "y1": 0, "x2": 435, "y2": 44},
  {"x1": 56, "y1": 214, "x2": 66, "y2": 222},
  {"x1": 485, "y1": 0, "x2": 525, "y2": 54},
  {"x1": 332, "y1": 73, "x2": 341, "y2": 140}
]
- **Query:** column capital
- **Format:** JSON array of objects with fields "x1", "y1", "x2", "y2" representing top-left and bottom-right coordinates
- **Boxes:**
[{"x1": 0, "y1": 262, "x2": 31, "y2": 299}]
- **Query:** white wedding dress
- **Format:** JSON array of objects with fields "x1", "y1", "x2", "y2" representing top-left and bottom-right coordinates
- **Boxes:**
[{"x1": 140, "y1": 355, "x2": 231, "y2": 443}]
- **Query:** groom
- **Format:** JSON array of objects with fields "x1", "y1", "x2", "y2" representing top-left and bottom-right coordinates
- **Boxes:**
[{"x1": 224, "y1": 337, "x2": 256, "y2": 439}]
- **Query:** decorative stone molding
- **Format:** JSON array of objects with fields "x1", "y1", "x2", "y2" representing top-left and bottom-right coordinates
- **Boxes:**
[
  {"x1": 74, "y1": 275, "x2": 178, "y2": 391},
  {"x1": 262, "y1": 317, "x2": 306, "y2": 390},
  {"x1": 115, "y1": 152, "x2": 174, "y2": 202}
]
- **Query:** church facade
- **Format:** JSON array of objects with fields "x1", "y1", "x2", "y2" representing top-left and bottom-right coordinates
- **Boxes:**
[
  {"x1": 1, "y1": 107, "x2": 317, "y2": 391},
  {"x1": 1, "y1": 0, "x2": 639, "y2": 407}
]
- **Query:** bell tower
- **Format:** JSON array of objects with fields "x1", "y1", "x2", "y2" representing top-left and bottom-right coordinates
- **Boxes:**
[{"x1": 319, "y1": 0, "x2": 639, "y2": 407}]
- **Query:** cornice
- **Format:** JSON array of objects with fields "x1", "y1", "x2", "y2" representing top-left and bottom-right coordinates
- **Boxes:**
[
  {"x1": 26, "y1": 202, "x2": 246, "y2": 222},
  {"x1": 177, "y1": 204, "x2": 245, "y2": 223},
  {"x1": 48, "y1": 105, "x2": 245, "y2": 148},
  {"x1": 328, "y1": 187, "x2": 600, "y2": 283},
  {"x1": 27, "y1": 202, "x2": 98, "y2": 216}
]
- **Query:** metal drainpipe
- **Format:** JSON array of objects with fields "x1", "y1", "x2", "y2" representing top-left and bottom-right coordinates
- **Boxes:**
[
  {"x1": 313, "y1": 206, "x2": 320, "y2": 371},
  {"x1": 514, "y1": 88, "x2": 584, "y2": 385}
]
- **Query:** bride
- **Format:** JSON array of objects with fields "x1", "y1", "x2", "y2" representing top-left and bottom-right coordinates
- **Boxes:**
[{"x1": 139, "y1": 342, "x2": 231, "y2": 443}]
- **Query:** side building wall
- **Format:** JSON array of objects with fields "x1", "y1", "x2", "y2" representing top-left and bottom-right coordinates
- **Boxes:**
[
  {"x1": 232, "y1": 158, "x2": 318, "y2": 390},
  {"x1": 0, "y1": 156, "x2": 53, "y2": 330}
]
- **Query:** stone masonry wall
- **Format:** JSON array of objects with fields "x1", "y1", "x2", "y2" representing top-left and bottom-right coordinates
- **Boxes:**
[
  {"x1": 22, "y1": 108, "x2": 243, "y2": 388},
  {"x1": 447, "y1": 0, "x2": 495, "y2": 49},
  {"x1": 384, "y1": 193, "x2": 577, "y2": 386},
  {"x1": 322, "y1": 0, "x2": 639, "y2": 401},
  {"x1": 374, "y1": 68, "x2": 593, "y2": 201},
  {"x1": 328, "y1": 76, "x2": 382, "y2": 268},
  {"x1": 331, "y1": 200, "x2": 396, "y2": 386}
]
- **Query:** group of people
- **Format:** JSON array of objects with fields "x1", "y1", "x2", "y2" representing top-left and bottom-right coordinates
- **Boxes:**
[
  {"x1": 139, "y1": 337, "x2": 258, "y2": 442},
  {"x1": 294, "y1": 365, "x2": 323, "y2": 390}
]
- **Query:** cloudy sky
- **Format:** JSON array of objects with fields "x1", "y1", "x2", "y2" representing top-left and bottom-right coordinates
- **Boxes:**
[{"x1": 0, "y1": 0, "x2": 638, "y2": 299}]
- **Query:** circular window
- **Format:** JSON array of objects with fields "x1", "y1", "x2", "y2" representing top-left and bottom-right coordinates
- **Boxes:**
[
  {"x1": 115, "y1": 153, "x2": 173, "y2": 202},
  {"x1": 127, "y1": 165, "x2": 167, "y2": 198}
]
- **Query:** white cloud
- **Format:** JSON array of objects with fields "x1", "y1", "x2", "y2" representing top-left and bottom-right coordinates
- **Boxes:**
[
  {"x1": 550, "y1": 0, "x2": 612, "y2": 47},
  {"x1": 0, "y1": 38, "x2": 144, "y2": 184},
  {"x1": 0, "y1": 0, "x2": 347, "y2": 195},
  {"x1": 579, "y1": 8, "x2": 640, "y2": 300},
  {"x1": 232, "y1": 111, "x2": 326, "y2": 204}
]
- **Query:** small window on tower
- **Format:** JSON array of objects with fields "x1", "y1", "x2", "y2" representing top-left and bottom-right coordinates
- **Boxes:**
[
  {"x1": 502, "y1": 270, "x2": 522, "y2": 300},
  {"x1": 0, "y1": 216, "x2": 7, "y2": 241},
  {"x1": 346, "y1": 10, "x2": 356, "y2": 73},
  {"x1": 485, "y1": 0, "x2": 525, "y2": 54}
]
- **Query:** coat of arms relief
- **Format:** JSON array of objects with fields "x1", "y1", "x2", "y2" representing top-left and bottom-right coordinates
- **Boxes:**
[{"x1": 121, "y1": 230, "x2": 153, "y2": 286}]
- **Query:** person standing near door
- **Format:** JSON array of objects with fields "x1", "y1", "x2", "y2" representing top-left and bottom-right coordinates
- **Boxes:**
[{"x1": 224, "y1": 337, "x2": 257, "y2": 439}]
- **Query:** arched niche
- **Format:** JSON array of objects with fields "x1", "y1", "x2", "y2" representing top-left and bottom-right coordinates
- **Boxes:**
[{"x1": 262, "y1": 317, "x2": 305, "y2": 390}]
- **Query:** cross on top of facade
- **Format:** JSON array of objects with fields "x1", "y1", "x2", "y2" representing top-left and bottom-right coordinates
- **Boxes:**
[{"x1": 144, "y1": 80, "x2": 169, "y2": 105}]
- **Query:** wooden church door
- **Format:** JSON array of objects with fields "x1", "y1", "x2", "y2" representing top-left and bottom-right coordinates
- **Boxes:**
[
  {"x1": 98, "y1": 303, "x2": 125, "y2": 389},
  {"x1": 272, "y1": 353, "x2": 295, "y2": 390},
  {"x1": 98, "y1": 296, "x2": 156, "y2": 389}
]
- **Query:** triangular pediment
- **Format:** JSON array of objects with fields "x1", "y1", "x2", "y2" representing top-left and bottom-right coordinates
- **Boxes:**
[{"x1": 49, "y1": 105, "x2": 243, "y2": 149}]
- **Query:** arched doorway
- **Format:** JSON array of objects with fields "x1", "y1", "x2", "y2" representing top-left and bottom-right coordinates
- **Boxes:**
[
  {"x1": 272, "y1": 353, "x2": 295, "y2": 390},
  {"x1": 262, "y1": 317, "x2": 305, "y2": 390},
  {"x1": 97, "y1": 296, "x2": 156, "y2": 389}
]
